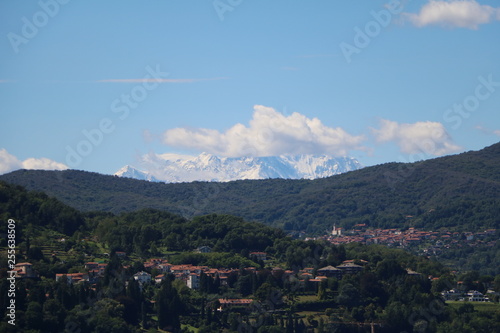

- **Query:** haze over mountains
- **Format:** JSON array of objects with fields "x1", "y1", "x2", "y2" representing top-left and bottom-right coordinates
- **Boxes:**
[{"x1": 114, "y1": 153, "x2": 363, "y2": 183}]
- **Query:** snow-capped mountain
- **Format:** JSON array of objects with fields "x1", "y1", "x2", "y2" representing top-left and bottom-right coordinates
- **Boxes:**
[
  {"x1": 114, "y1": 153, "x2": 363, "y2": 183},
  {"x1": 114, "y1": 165, "x2": 160, "y2": 182}
]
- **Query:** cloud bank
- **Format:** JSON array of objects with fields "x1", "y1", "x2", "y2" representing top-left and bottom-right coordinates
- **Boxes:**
[
  {"x1": 161, "y1": 106, "x2": 462, "y2": 159},
  {"x1": 162, "y1": 105, "x2": 366, "y2": 157},
  {"x1": 0, "y1": 149, "x2": 68, "y2": 175},
  {"x1": 372, "y1": 119, "x2": 462, "y2": 156},
  {"x1": 404, "y1": 0, "x2": 500, "y2": 29}
]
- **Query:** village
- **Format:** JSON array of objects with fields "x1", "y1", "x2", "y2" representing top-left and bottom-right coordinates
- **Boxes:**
[
  {"x1": 10, "y1": 240, "x2": 498, "y2": 314},
  {"x1": 306, "y1": 224, "x2": 498, "y2": 256}
]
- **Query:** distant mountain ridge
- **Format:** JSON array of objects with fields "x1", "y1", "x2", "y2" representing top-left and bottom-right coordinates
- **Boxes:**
[
  {"x1": 1, "y1": 142, "x2": 499, "y2": 234},
  {"x1": 114, "y1": 153, "x2": 363, "y2": 182}
]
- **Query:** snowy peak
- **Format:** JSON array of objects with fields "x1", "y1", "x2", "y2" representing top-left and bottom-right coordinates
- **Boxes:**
[
  {"x1": 114, "y1": 165, "x2": 159, "y2": 182},
  {"x1": 114, "y1": 153, "x2": 363, "y2": 183}
]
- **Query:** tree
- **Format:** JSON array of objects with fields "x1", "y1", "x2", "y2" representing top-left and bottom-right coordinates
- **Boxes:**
[
  {"x1": 25, "y1": 301, "x2": 43, "y2": 330},
  {"x1": 457, "y1": 303, "x2": 475, "y2": 315},
  {"x1": 336, "y1": 283, "x2": 360, "y2": 307},
  {"x1": 317, "y1": 280, "x2": 327, "y2": 300},
  {"x1": 255, "y1": 282, "x2": 274, "y2": 303},
  {"x1": 43, "y1": 299, "x2": 66, "y2": 332},
  {"x1": 237, "y1": 274, "x2": 253, "y2": 296},
  {"x1": 383, "y1": 301, "x2": 411, "y2": 332},
  {"x1": 375, "y1": 259, "x2": 406, "y2": 280},
  {"x1": 85, "y1": 298, "x2": 132, "y2": 333},
  {"x1": 27, "y1": 246, "x2": 44, "y2": 261},
  {"x1": 156, "y1": 279, "x2": 181, "y2": 331}
]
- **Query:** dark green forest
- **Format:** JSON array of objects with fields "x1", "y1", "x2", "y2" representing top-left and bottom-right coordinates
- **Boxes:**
[
  {"x1": 1, "y1": 181, "x2": 500, "y2": 332},
  {"x1": 1, "y1": 142, "x2": 499, "y2": 236}
]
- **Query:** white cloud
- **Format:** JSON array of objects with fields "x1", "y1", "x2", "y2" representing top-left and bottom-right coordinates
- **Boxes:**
[
  {"x1": 162, "y1": 105, "x2": 366, "y2": 157},
  {"x1": 22, "y1": 157, "x2": 68, "y2": 171},
  {"x1": 0, "y1": 149, "x2": 22, "y2": 175},
  {"x1": 372, "y1": 119, "x2": 462, "y2": 156},
  {"x1": 404, "y1": 0, "x2": 500, "y2": 29},
  {"x1": 0, "y1": 148, "x2": 68, "y2": 175}
]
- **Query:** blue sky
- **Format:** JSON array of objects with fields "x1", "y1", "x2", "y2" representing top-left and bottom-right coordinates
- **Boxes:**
[{"x1": 1, "y1": 0, "x2": 499, "y2": 175}]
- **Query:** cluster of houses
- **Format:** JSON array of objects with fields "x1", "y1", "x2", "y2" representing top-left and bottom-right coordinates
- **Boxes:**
[
  {"x1": 15, "y1": 244, "x2": 499, "y2": 311},
  {"x1": 313, "y1": 225, "x2": 497, "y2": 252},
  {"x1": 55, "y1": 261, "x2": 109, "y2": 284},
  {"x1": 296, "y1": 260, "x2": 367, "y2": 282},
  {"x1": 47, "y1": 253, "x2": 373, "y2": 292},
  {"x1": 13, "y1": 258, "x2": 500, "y2": 315},
  {"x1": 18, "y1": 252, "x2": 424, "y2": 292},
  {"x1": 140, "y1": 258, "x2": 242, "y2": 290}
]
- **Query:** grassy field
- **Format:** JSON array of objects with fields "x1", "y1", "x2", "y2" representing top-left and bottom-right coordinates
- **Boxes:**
[{"x1": 446, "y1": 301, "x2": 500, "y2": 312}]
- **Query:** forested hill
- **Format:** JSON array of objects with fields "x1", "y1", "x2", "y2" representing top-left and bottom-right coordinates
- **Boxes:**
[{"x1": 1, "y1": 142, "x2": 499, "y2": 234}]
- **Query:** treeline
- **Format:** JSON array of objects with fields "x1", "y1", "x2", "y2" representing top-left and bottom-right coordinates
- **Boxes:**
[{"x1": 92, "y1": 210, "x2": 286, "y2": 256}]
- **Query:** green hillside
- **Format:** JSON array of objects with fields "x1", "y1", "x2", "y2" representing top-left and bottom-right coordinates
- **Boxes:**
[
  {"x1": 1, "y1": 176, "x2": 499, "y2": 333},
  {"x1": 1, "y1": 142, "x2": 499, "y2": 234}
]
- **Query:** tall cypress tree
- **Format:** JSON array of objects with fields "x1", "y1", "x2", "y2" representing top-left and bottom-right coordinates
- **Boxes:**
[{"x1": 156, "y1": 279, "x2": 181, "y2": 332}]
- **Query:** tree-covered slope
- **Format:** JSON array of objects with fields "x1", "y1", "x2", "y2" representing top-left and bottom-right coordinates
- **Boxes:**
[
  {"x1": 7, "y1": 181, "x2": 495, "y2": 333},
  {"x1": 0, "y1": 181, "x2": 85, "y2": 236},
  {"x1": 1, "y1": 142, "x2": 499, "y2": 233}
]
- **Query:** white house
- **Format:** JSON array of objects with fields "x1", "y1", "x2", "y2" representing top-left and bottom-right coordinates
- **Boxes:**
[
  {"x1": 466, "y1": 290, "x2": 488, "y2": 302},
  {"x1": 133, "y1": 271, "x2": 151, "y2": 285},
  {"x1": 187, "y1": 273, "x2": 200, "y2": 289}
]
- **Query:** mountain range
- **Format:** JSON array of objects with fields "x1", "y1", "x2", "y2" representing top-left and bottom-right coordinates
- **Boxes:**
[
  {"x1": 1, "y1": 141, "x2": 499, "y2": 234},
  {"x1": 114, "y1": 153, "x2": 363, "y2": 182}
]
